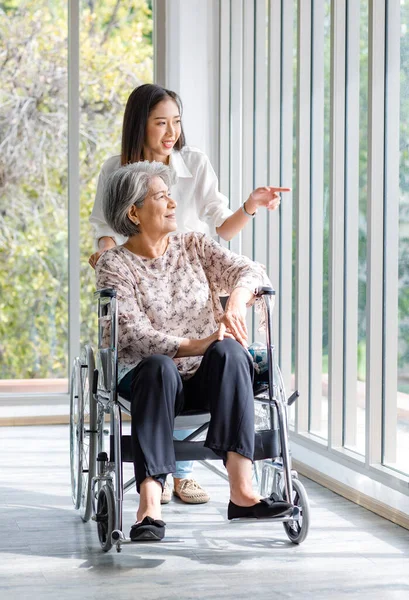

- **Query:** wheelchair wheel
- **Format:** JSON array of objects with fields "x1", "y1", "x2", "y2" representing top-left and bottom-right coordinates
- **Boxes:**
[
  {"x1": 283, "y1": 477, "x2": 310, "y2": 544},
  {"x1": 70, "y1": 345, "x2": 97, "y2": 522},
  {"x1": 96, "y1": 484, "x2": 115, "y2": 552}
]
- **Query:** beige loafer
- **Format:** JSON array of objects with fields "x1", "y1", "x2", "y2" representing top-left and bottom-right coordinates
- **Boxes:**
[
  {"x1": 173, "y1": 479, "x2": 210, "y2": 504},
  {"x1": 160, "y1": 481, "x2": 172, "y2": 504}
]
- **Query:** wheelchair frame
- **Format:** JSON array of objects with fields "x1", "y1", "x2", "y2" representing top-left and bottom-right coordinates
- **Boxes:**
[{"x1": 70, "y1": 286, "x2": 310, "y2": 552}]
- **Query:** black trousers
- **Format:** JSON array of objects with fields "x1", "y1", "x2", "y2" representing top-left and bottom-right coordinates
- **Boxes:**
[{"x1": 118, "y1": 339, "x2": 255, "y2": 491}]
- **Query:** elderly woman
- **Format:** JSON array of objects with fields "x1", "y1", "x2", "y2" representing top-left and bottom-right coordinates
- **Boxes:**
[{"x1": 95, "y1": 161, "x2": 292, "y2": 541}]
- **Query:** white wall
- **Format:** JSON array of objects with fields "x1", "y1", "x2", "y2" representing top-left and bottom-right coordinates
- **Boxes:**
[{"x1": 155, "y1": 0, "x2": 220, "y2": 169}]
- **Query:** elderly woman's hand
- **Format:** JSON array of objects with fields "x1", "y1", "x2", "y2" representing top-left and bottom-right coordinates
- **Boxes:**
[
  {"x1": 176, "y1": 330, "x2": 220, "y2": 357},
  {"x1": 218, "y1": 287, "x2": 255, "y2": 347}
]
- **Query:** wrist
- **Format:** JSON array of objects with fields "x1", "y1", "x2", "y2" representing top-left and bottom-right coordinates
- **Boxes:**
[
  {"x1": 227, "y1": 287, "x2": 254, "y2": 309},
  {"x1": 192, "y1": 338, "x2": 203, "y2": 355},
  {"x1": 177, "y1": 337, "x2": 202, "y2": 357},
  {"x1": 244, "y1": 196, "x2": 258, "y2": 216}
]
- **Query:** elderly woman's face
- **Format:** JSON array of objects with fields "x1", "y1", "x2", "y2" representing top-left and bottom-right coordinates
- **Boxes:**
[
  {"x1": 130, "y1": 176, "x2": 177, "y2": 236},
  {"x1": 144, "y1": 99, "x2": 181, "y2": 164}
]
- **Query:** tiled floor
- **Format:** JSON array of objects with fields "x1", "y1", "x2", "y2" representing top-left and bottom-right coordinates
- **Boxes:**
[{"x1": 1, "y1": 425, "x2": 409, "y2": 600}]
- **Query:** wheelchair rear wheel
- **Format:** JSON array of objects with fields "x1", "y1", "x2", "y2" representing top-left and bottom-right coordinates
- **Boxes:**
[
  {"x1": 70, "y1": 345, "x2": 97, "y2": 521},
  {"x1": 283, "y1": 477, "x2": 310, "y2": 544},
  {"x1": 96, "y1": 484, "x2": 115, "y2": 552}
]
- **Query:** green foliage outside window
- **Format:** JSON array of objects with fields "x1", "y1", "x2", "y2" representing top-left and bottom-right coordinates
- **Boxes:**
[{"x1": 0, "y1": 0, "x2": 153, "y2": 379}]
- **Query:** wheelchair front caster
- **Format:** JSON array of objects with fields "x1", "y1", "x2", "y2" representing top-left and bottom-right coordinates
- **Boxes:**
[
  {"x1": 112, "y1": 531, "x2": 125, "y2": 553},
  {"x1": 111, "y1": 530, "x2": 123, "y2": 542},
  {"x1": 96, "y1": 484, "x2": 115, "y2": 552},
  {"x1": 283, "y1": 477, "x2": 310, "y2": 544}
]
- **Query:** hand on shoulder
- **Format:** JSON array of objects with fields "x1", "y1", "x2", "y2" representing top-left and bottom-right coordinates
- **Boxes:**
[{"x1": 89, "y1": 237, "x2": 117, "y2": 269}]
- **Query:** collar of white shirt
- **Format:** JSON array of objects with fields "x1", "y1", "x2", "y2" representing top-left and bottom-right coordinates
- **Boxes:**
[{"x1": 169, "y1": 149, "x2": 192, "y2": 178}]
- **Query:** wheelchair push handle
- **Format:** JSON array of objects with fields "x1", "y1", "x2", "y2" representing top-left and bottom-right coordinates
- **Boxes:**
[
  {"x1": 255, "y1": 286, "x2": 276, "y2": 297},
  {"x1": 255, "y1": 286, "x2": 275, "y2": 342},
  {"x1": 94, "y1": 288, "x2": 117, "y2": 299}
]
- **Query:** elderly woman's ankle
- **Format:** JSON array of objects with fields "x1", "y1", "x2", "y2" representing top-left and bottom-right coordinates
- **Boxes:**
[
  {"x1": 229, "y1": 491, "x2": 261, "y2": 507},
  {"x1": 136, "y1": 508, "x2": 162, "y2": 523},
  {"x1": 138, "y1": 477, "x2": 162, "y2": 517}
]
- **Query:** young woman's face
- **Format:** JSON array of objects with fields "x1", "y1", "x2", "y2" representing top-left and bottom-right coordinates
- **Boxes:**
[{"x1": 143, "y1": 99, "x2": 181, "y2": 164}]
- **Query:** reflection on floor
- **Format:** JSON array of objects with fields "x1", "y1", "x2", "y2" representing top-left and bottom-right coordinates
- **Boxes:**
[{"x1": 1, "y1": 425, "x2": 409, "y2": 600}]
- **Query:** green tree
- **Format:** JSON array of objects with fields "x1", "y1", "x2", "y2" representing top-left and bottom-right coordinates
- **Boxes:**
[{"x1": 0, "y1": 0, "x2": 152, "y2": 379}]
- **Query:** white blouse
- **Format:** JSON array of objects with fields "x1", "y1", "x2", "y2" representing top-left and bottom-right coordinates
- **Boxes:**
[
  {"x1": 95, "y1": 233, "x2": 270, "y2": 382},
  {"x1": 89, "y1": 146, "x2": 233, "y2": 245}
]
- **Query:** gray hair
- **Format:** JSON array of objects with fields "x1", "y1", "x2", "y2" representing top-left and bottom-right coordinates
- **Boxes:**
[{"x1": 103, "y1": 161, "x2": 175, "y2": 236}]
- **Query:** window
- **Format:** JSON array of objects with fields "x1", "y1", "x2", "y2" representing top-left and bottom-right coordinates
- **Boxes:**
[
  {"x1": 383, "y1": 0, "x2": 409, "y2": 476},
  {"x1": 0, "y1": 0, "x2": 153, "y2": 399},
  {"x1": 0, "y1": 1, "x2": 69, "y2": 394},
  {"x1": 79, "y1": 0, "x2": 153, "y2": 350},
  {"x1": 219, "y1": 0, "x2": 409, "y2": 498}
]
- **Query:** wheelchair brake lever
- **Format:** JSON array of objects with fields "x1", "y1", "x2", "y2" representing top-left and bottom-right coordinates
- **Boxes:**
[
  {"x1": 93, "y1": 369, "x2": 98, "y2": 395},
  {"x1": 287, "y1": 390, "x2": 300, "y2": 406}
]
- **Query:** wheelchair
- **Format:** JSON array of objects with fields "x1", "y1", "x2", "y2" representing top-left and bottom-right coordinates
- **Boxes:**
[{"x1": 70, "y1": 286, "x2": 310, "y2": 552}]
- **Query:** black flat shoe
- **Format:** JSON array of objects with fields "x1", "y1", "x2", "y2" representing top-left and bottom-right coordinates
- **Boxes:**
[
  {"x1": 228, "y1": 495, "x2": 292, "y2": 520},
  {"x1": 129, "y1": 516, "x2": 166, "y2": 541}
]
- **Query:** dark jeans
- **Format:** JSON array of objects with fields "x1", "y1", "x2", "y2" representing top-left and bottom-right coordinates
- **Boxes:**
[{"x1": 117, "y1": 338, "x2": 255, "y2": 492}]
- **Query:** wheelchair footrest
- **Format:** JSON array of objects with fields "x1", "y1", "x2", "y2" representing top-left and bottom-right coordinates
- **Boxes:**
[
  {"x1": 229, "y1": 506, "x2": 300, "y2": 523},
  {"x1": 111, "y1": 429, "x2": 280, "y2": 463}
]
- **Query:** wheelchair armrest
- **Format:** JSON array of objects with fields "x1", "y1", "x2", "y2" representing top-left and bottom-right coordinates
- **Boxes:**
[
  {"x1": 256, "y1": 286, "x2": 275, "y2": 297},
  {"x1": 94, "y1": 288, "x2": 117, "y2": 299}
]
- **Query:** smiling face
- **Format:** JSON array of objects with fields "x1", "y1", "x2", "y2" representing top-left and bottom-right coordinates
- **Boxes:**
[
  {"x1": 143, "y1": 98, "x2": 182, "y2": 164},
  {"x1": 128, "y1": 176, "x2": 177, "y2": 237}
]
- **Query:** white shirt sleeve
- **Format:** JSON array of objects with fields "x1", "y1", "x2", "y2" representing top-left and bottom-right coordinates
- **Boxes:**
[
  {"x1": 89, "y1": 159, "x2": 127, "y2": 247},
  {"x1": 194, "y1": 153, "x2": 233, "y2": 235}
]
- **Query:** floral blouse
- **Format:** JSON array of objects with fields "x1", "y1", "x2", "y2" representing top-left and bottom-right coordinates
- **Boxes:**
[{"x1": 95, "y1": 232, "x2": 271, "y2": 382}]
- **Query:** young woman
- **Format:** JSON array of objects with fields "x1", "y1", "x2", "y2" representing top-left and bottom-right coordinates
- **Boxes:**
[{"x1": 89, "y1": 83, "x2": 290, "y2": 505}]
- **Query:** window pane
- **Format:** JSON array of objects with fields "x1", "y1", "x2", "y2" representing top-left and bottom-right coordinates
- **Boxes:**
[
  {"x1": 0, "y1": 1, "x2": 68, "y2": 394},
  {"x1": 395, "y1": 0, "x2": 409, "y2": 475},
  {"x1": 317, "y1": 0, "x2": 331, "y2": 440},
  {"x1": 79, "y1": 0, "x2": 153, "y2": 348},
  {"x1": 289, "y1": 0, "x2": 298, "y2": 428},
  {"x1": 343, "y1": 0, "x2": 368, "y2": 456}
]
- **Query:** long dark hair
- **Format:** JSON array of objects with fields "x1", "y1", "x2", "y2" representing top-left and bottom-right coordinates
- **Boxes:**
[{"x1": 120, "y1": 84, "x2": 186, "y2": 166}]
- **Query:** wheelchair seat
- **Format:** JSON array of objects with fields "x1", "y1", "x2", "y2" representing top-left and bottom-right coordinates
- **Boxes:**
[{"x1": 117, "y1": 395, "x2": 212, "y2": 431}]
